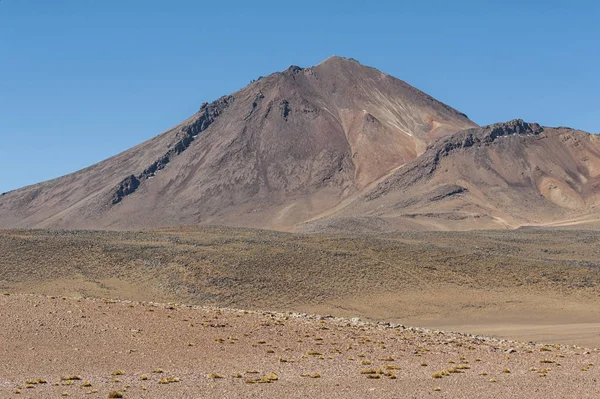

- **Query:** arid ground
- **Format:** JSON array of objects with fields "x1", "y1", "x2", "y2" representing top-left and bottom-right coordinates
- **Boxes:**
[
  {"x1": 1, "y1": 294, "x2": 599, "y2": 398},
  {"x1": 1, "y1": 227, "x2": 600, "y2": 397}
]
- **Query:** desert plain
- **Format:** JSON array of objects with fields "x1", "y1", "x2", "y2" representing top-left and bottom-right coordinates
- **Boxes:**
[{"x1": 1, "y1": 227, "x2": 599, "y2": 398}]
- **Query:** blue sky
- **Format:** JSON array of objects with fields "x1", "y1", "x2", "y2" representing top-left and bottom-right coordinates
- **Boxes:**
[{"x1": 1, "y1": 0, "x2": 598, "y2": 193}]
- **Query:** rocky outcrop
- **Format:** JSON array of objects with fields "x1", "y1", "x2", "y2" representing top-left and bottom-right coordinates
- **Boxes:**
[
  {"x1": 366, "y1": 120, "x2": 544, "y2": 201},
  {"x1": 110, "y1": 95, "x2": 234, "y2": 204},
  {"x1": 110, "y1": 175, "x2": 140, "y2": 205},
  {"x1": 426, "y1": 119, "x2": 543, "y2": 174}
]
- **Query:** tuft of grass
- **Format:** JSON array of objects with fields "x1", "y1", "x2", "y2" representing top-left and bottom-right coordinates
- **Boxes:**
[
  {"x1": 60, "y1": 376, "x2": 81, "y2": 381},
  {"x1": 307, "y1": 351, "x2": 322, "y2": 356},
  {"x1": 140, "y1": 374, "x2": 148, "y2": 381},
  {"x1": 207, "y1": 373, "x2": 223, "y2": 379},
  {"x1": 433, "y1": 387, "x2": 441, "y2": 391},
  {"x1": 108, "y1": 392, "x2": 123, "y2": 398},
  {"x1": 82, "y1": 381, "x2": 92, "y2": 387},
  {"x1": 158, "y1": 376, "x2": 180, "y2": 384},
  {"x1": 112, "y1": 370, "x2": 125, "y2": 376},
  {"x1": 503, "y1": 368, "x2": 511, "y2": 373},
  {"x1": 360, "y1": 360, "x2": 372, "y2": 366},
  {"x1": 360, "y1": 369, "x2": 377, "y2": 375},
  {"x1": 432, "y1": 371, "x2": 446, "y2": 379}
]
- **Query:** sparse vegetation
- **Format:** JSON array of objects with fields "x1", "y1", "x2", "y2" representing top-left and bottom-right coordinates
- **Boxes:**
[
  {"x1": 60, "y1": 376, "x2": 81, "y2": 381},
  {"x1": 158, "y1": 376, "x2": 180, "y2": 384}
]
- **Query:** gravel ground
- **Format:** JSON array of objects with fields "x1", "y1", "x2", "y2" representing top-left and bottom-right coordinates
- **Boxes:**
[{"x1": 1, "y1": 294, "x2": 599, "y2": 398}]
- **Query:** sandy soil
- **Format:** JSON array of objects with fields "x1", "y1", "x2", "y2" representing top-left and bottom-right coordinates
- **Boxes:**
[{"x1": 1, "y1": 294, "x2": 599, "y2": 399}]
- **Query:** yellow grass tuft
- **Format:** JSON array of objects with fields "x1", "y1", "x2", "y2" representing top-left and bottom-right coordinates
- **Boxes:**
[
  {"x1": 60, "y1": 376, "x2": 81, "y2": 381},
  {"x1": 158, "y1": 376, "x2": 180, "y2": 384},
  {"x1": 360, "y1": 369, "x2": 377, "y2": 375}
]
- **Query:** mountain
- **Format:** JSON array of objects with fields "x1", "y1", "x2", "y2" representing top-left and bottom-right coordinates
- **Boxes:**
[
  {"x1": 300, "y1": 119, "x2": 600, "y2": 232},
  {"x1": 1, "y1": 57, "x2": 598, "y2": 232},
  {"x1": 0, "y1": 56, "x2": 477, "y2": 230}
]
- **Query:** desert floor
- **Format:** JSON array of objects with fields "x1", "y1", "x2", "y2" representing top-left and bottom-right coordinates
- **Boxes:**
[
  {"x1": 1, "y1": 294, "x2": 599, "y2": 399},
  {"x1": 2, "y1": 227, "x2": 600, "y2": 397}
]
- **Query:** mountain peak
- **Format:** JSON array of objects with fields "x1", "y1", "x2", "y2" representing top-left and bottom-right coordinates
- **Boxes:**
[
  {"x1": 0, "y1": 58, "x2": 492, "y2": 232},
  {"x1": 318, "y1": 55, "x2": 361, "y2": 66}
]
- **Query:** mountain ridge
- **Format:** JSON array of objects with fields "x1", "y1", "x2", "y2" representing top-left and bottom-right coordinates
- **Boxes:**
[{"x1": 1, "y1": 57, "x2": 598, "y2": 232}]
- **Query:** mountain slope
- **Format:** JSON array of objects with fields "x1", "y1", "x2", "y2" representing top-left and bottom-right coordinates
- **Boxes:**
[
  {"x1": 302, "y1": 119, "x2": 600, "y2": 232},
  {"x1": 0, "y1": 56, "x2": 476, "y2": 230}
]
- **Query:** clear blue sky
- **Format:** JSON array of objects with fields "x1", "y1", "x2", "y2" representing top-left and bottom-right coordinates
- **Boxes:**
[{"x1": 1, "y1": 0, "x2": 598, "y2": 193}]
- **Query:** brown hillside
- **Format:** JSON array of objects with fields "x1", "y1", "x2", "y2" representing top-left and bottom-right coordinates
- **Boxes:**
[
  {"x1": 0, "y1": 56, "x2": 475, "y2": 230},
  {"x1": 302, "y1": 120, "x2": 600, "y2": 232}
]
